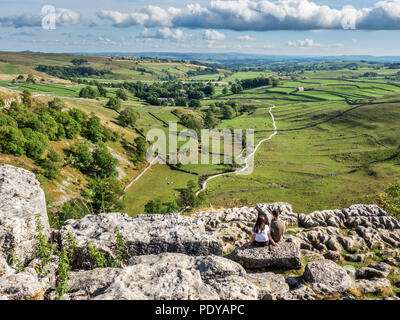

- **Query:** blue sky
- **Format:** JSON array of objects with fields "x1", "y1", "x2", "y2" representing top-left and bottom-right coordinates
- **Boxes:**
[{"x1": 0, "y1": 0, "x2": 400, "y2": 55}]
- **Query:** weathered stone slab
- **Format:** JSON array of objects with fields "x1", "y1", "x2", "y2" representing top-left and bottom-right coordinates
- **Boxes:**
[
  {"x1": 0, "y1": 165, "x2": 49, "y2": 265},
  {"x1": 231, "y1": 241, "x2": 302, "y2": 270},
  {"x1": 58, "y1": 212, "x2": 223, "y2": 269},
  {"x1": 304, "y1": 261, "x2": 353, "y2": 294}
]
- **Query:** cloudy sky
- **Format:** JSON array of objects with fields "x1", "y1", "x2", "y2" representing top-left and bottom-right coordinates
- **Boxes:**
[{"x1": 1, "y1": 0, "x2": 400, "y2": 55}]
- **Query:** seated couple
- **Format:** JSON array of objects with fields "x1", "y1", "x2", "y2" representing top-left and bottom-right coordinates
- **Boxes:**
[{"x1": 244, "y1": 209, "x2": 286, "y2": 248}]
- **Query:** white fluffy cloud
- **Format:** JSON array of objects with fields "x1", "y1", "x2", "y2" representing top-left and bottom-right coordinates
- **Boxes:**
[
  {"x1": 96, "y1": 0, "x2": 400, "y2": 31},
  {"x1": 138, "y1": 27, "x2": 190, "y2": 42},
  {"x1": 0, "y1": 8, "x2": 81, "y2": 28},
  {"x1": 236, "y1": 35, "x2": 256, "y2": 41},
  {"x1": 203, "y1": 29, "x2": 226, "y2": 40},
  {"x1": 287, "y1": 38, "x2": 321, "y2": 48},
  {"x1": 287, "y1": 38, "x2": 345, "y2": 49}
]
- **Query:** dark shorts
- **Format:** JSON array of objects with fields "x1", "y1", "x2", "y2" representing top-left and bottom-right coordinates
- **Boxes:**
[{"x1": 253, "y1": 240, "x2": 268, "y2": 247}]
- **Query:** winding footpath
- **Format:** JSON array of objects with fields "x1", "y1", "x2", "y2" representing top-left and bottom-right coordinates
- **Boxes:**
[{"x1": 195, "y1": 104, "x2": 278, "y2": 196}]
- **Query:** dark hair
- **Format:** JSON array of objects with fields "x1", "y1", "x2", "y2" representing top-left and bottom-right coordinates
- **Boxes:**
[
  {"x1": 272, "y1": 209, "x2": 280, "y2": 217},
  {"x1": 253, "y1": 216, "x2": 266, "y2": 233}
]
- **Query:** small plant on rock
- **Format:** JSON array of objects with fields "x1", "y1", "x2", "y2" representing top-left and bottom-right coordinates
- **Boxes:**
[{"x1": 35, "y1": 214, "x2": 53, "y2": 274}]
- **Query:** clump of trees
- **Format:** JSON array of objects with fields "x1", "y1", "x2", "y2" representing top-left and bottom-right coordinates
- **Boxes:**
[
  {"x1": 0, "y1": 93, "x2": 119, "y2": 181},
  {"x1": 144, "y1": 180, "x2": 204, "y2": 214},
  {"x1": 106, "y1": 97, "x2": 121, "y2": 111},
  {"x1": 36, "y1": 65, "x2": 110, "y2": 80},
  {"x1": 79, "y1": 86, "x2": 98, "y2": 99},
  {"x1": 117, "y1": 109, "x2": 138, "y2": 127}
]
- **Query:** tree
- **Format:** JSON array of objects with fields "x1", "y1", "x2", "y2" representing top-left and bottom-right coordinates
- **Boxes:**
[
  {"x1": 180, "y1": 114, "x2": 203, "y2": 132},
  {"x1": 0, "y1": 126, "x2": 26, "y2": 156},
  {"x1": 175, "y1": 97, "x2": 187, "y2": 107},
  {"x1": 79, "y1": 86, "x2": 98, "y2": 99},
  {"x1": 204, "y1": 108, "x2": 217, "y2": 129},
  {"x1": 178, "y1": 180, "x2": 202, "y2": 209},
  {"x1": 222, "y1": 87, "x2": 228, "y2": 95},
  {"x1": 22, "y1": 89, "x2": 32, "y2": 108},
  {"x1": 97, "y1": 84, "x2": 108, "y2": 98},
  {"x1": 26, "y1": 74, "x2": 36, "y2": 84},
  {"x1": 133, "y1": 136, "x2": 147, "y2": 162},
  {"x1": 106, "y1": 97, "x2": 121, "y2": 111},
  {"x1": 48, "y1": 98, "x2": 65, "y2": 111},
  {"x1": 83, "y1": 177, "x2": 124, "y2": 214},
  {"x1": 71, "y1": 58, "x2": 88, "y2": 66},
  {"x1": 144, "y1": 199, "x2": 179, "y2": 214},
  {"x1": 116, "y1": 88, "x2": 128, "y2": 101},
  {"x1": 144, "y1": 199, "x2": 164, "y2": 214},
  {"x1": 69, "y1": 108, "x2": 88, "y2": 125},
  {"x1": 189, "y1": 99, "x2": 201, "y2": 109},
  {"x1": 22, "y1": 128, "x2": 49, "y2": 160},
  {"x1": 84, "y1": 115, "x2": 103, "y2": 143},
  {"x1": 40, "y1": 148, "x2": 62, "y2": 180},
  {"x1": 93, "y1": 143, "x2": 118, "y2": 178},
  {"x1": 222, "y1": 105, "x2": 235, "y2": 119},
  {"x1": 69, "y1": 141, "x2": 94, "y2": 173},
  {"x1": 203, "y1": 85, "x2": 215, "y2": 96},
  {"x1": 117, "y1": 109, "x2": 137, "y2": 127},
  {"x1": 230, "y1": 84, "x2": 243, "y2": 94},
  {"x1": 271, "y1": 78, "x2": 280, "y2": 87}
]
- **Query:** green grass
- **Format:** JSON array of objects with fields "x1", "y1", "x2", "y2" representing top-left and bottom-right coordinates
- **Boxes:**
[{"x1": 2, "y1": 52, "x2": 400, "y2": 216}]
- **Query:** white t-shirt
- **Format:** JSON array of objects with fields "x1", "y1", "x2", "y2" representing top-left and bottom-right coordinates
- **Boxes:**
[{"x1": 252, "y1": 225, "x2": 270, "y2": 243}]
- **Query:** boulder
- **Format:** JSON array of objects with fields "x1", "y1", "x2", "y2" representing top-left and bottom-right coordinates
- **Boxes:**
[
  {"x1": 255, "y1": 203, "x2": 298, "y2": 226},
  {"x1": 298, "y1": 204, "x2": 400, "y2": 231},
  {"x1": 60, "y1": 253, "x2": 258, "y2": 300},
  {"x1": 356, "y1": 263, "x2": 391, "y2": 279},
  {"x1": 0, "y1": 165, "x2": 49, "y2": 265},
  {"x1": 299, "y1": 209, "x2": 345, "y2": 228},
  {"x1": 231, "y1": 241, "x2": 302, "y2": 270},
  {"x1": 344, "y1": 204, "x2": 400, "y2": 230},
  {"x1": 304, "y1": 261, "x2": 353, "y2": 294},
  {"x1": 324, "y1": 251, "x2": 343, "y2": 262},
  {"x1": 0, "y1": 267, "x2": 47, "y2": 300},
  {"x1": 247, "y1": 272, "x2": 289, "y2": 300},
  {"x1": 343, "y1": 253, "x2": 373, "y2": 263},
  {"x1": 284, "y1": 284, "x2": 317, "y2": 300},
  {"x1": 355, "y1": 278, "x2": 393, "y2": 296},
  {"x1": 58, "y1": 213, "x2": 222, "y2": 269}
]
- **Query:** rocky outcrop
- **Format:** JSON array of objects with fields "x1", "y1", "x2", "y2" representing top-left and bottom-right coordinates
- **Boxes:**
[
  {"x1": 355, "y1": 278, "x2": 393, "y2": 296},
  {"x1": 0, "y1": 257, "x2": 48, "y2": 300},
  {"x1": 193, "y1": 204, "x2": 297, "y2": 255},
  {"x1": 255, "y1": 203, "x2": 298, "y2": 226},
  {"x1": 299, "y1": 204, "x2": 400, "y2": 230},
  {"x1": 355, "y1": 263, "x2": 391, "y2": 279},
  {"x1": 231, "y1": 240, "x2": 302, "y2": 270},
  {"x1": 60, "y1": 253, "x2": 258, "y2": 300},
  {"x1": 57, "y1": 213, "x2": 222, "y2": 269},
  {"x1": 303, "y1": 261, "x2": 354, "y2": 294},
  {"x1": 2, "y1": 165, "x2": 400, "y2": 300},
  {"x1": 247, "y1": 272, "x2": 289, "y2": 300},
  {"x1": 0, "y1": 165, "x2": 49, "y2": 265},
  {"x1": 284, "y1": 284, "x2": 317, "y2": 300}
]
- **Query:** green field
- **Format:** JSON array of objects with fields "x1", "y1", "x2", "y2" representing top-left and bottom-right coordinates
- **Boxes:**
[{"x1": 1, "y1": 51, "x2": 400, "y2": 215}]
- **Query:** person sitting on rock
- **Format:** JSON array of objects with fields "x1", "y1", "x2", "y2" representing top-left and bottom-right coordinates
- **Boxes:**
[
  {"x1": 244, "y1": 216, "x2": 278, "y2": 248},
  {"x1": 270, "y1": 209, "x2": 286, "y2": 243}
]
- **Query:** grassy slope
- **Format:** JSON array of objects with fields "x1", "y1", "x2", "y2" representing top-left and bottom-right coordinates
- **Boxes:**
[{"x1": 1, "y1": 52, "x2": 400, "y2": 215}]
